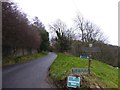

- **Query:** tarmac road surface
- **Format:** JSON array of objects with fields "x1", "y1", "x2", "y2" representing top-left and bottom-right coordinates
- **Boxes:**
[{"x1": 2, "y1": 52, "x2": 57, "y2": 88}]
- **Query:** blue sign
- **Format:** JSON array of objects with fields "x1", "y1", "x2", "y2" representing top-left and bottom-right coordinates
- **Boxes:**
[
  {"x1": 67, "y1": 76, "x2": 80, "y2": 88},
  {"x1": 80, "y1": 55, "x2": 89, "y2": 59}
]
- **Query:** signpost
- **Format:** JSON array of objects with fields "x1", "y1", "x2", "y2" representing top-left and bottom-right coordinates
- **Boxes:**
[
  {"x1": 81, "y1": 44, "x2": 100, "y2": 74},
  {"x1": 67, "y1": 44, "x2": 100, "y2": 88},
  {"x1": 67, "y1": 76, "x2": 81, "y2": 88},
  {"x1": 72, "y1": 68, "x2": 88, "y2": 75}
]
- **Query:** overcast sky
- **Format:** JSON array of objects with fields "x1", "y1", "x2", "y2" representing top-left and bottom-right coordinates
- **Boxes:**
[{"x1": 12, "y1": 0, "x2": 119, "y2": 46}]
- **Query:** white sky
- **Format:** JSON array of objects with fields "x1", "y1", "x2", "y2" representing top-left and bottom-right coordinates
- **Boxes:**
[{"x1": 12, "y1": 0, "x2": 119, "y2": 46}]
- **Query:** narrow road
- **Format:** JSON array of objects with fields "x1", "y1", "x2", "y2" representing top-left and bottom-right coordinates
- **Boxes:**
[{"x1": 2, "y1": 52, "x2": 57, "y2": 88}]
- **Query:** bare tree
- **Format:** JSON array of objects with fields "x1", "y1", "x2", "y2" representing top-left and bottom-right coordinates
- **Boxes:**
[
  {"x1": 74, "y1": 14, "x2": 107, "y2": 44},
  {"x1": 49, "y1": 19, "x2": 67, "y2": 37},
  {"x1": 49, "y1": 19, "x2": 75, "y2": 52},
  {"x1": 74, "y1": 15, "x2": 85, "y2": 42}
]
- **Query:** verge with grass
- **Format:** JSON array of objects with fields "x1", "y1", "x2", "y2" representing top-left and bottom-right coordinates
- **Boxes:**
[
  {"x1": 50, "y1": 53, "x2": 119, "y2": 89},
  {"x1": 2, "y1": 52, "x2": 48, "y2": 67}
]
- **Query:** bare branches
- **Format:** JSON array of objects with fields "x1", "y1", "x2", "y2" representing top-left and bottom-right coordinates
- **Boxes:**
[
  {"x1": 49, "y1": 19, "x2": 75, "y2": 52},
  {"x1": 49, "y1": 19, "x2": 67, "y2": 36},
  {"x1": 74, "y1": 15, "x2": 106, "y2": 44}
]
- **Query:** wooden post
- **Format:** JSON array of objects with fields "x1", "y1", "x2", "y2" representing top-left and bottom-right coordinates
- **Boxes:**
[
  {"x1": 88, "y1": 57, "x2": 90, "y2": 74},
  {"x1": 88, "y1": 53, "x2": 92, "y2": 74}
]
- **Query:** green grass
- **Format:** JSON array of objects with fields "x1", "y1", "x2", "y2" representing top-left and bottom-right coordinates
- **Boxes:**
[
  {"x1": 2, "y1": 52, "x2": 48, "y2": 67},
  {"x1": 50, "y1": 53, "x2": 119, "y2": 88}
]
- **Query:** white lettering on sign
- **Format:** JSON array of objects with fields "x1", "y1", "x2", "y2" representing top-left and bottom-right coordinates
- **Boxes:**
[
  {"x1": 71, "y1": 82, "x2": 76, "y2": 85},
  {"x1": 67, "y1": 76, "x2": 80, "y2": 88}
]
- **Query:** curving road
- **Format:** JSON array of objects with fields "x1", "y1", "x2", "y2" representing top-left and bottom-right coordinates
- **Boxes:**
[{"x1": 2, "y1": 52, "x2": 57, "y2": 88}]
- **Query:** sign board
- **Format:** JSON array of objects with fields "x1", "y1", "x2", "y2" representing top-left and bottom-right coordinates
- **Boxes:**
[
  {"x1": 80, "y1": 55, "x2": 89, "y2": 59},
  {"x1": 67, "y1": 76, "x2": 80, "y2": 88},
  {"x1": 81, "y1": 47, "x2": 100, "y2": 52},
  {"x1": 72, "y1": 68, "x2": 88, "y2": 75}
]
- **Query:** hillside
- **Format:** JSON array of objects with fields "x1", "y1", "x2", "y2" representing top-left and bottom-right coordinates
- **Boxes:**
[{"x1": 50, "y1": 53, "x2": 119, "y2": 89}]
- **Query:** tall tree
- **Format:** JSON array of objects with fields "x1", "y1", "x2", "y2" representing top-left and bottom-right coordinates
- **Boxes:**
[
  {"x1": 2, "y1": 2, "x2": 41, "y2": 57},
  {"x1": 49, "y1": 19, "x2": 74, "y2": 52},
  {"x1": 74, "y1": 14, "x2": 106, "y2": 45},
  {"x1": 32, "y1": 17, "x2": 49, "y2": 52}
]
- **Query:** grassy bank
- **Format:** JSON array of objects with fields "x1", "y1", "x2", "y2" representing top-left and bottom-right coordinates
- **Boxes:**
[
  {"x1": 2, "y1": 52, "x2": 48, "y2": 67},
  {"x1": 50, "y1": 53, "x2": 119, "y2": 89}
]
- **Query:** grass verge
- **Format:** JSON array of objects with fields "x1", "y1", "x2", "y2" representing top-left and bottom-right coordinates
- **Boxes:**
[
  {"x1": 2, "y1": 52, "x2": 48, "y2": 67},
  {"x1": 50, "y1": 53, "x2": 119, "y2": 89}
]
